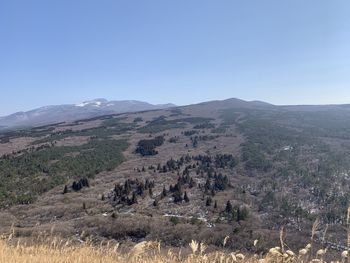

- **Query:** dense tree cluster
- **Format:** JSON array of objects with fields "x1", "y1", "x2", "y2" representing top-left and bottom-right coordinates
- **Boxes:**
[
  {"x1": 136, "y1": 136, "x2": 165, "y2": 156},
  {"x1": 32, "y1": 118, "x2": 135, "y2": 145},
  {"x1": 133, "y1": 117, "x2": 143, "y2": 123},
  {"x1": 204, "y1": 173, "x2": 229, "y2": 192},
  {"x1": 214, "y1": 154, "x2": 238, "y2": 169},
  {"x1": 156, "y1": 156, "x2": 192, "y2": 174},
  {"x1": 150, "y1": 154, "x2": 237, "y2": 206},
  {"x1": 110, "y1": 178, "x2": 155, "y2": 206},
  {"x1": 138, "y1": 116, "x2": 186, "y2": 133},
  {"x1": 193, "y1": 154, "x2": 238, "y2": 171},
  {"x1": 72, "y1": 178, "x2": 90, "y2": 191},
  {"x1": 138, "y1": 116, "x2": 213, "y2": 134}
]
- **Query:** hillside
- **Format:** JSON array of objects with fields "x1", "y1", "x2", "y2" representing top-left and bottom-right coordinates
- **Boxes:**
[{"x1": 0, "y1": 98, "x2": 350, "y2": 256}]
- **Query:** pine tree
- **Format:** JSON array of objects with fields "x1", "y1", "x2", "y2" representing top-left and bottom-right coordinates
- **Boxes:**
[
  {"x1": 173, "y1": 191, "x2": 183, "y2": 203},
  {"x1": 161, "y1": 186, "x2": 167, "y2": 198},
  {"x1": 225, "y1": 200, "x2": 233, "y2": 213},
  {"x1": 137, "y1": 184, "x2": 144, "y2": 195},
  {"x1": 124, "y1": 180, "x2": 129, "y2": 191},
  {"x1": 62, "y1": 185, "x2": 68, "y2": 194},
  {"x1": 206, "y1": 196, "x2": 212, "y2": 206},
  {"x1": 72, "y1": 181, "x2": 82, "y2": 191},
  {"x1": 184, "y1": 191, "x2": 190, "y2": 203},
  {"x1": 82, "y1": 178, "x2": 89, "y2": 187},
  {"x1": 189, "y1": 177, "x2": 196, "y2": 188},
  {"x1": 131, "y1": 192, "x2": 137, "y2": 204},
  {"x1": 204, "y1": 179, "x2": 211, "y2": 192}
]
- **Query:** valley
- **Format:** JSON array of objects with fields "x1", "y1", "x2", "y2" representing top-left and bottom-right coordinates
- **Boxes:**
[{"x1": 1, "y1": 98, "x2": 350, "y2": 256}]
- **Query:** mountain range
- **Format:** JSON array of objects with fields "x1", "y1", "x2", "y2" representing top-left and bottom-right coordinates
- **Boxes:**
[{"x1": 0, "y1": 99, "x2": 175, "y2": 130}]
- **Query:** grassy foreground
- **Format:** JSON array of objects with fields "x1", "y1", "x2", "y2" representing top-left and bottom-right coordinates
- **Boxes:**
[
  {"x1": 1, "y1": 215, "x2": 350, "y2": 263},
  {"x1": 0, "y1": 238, "x2": 348, "y2": 263}
]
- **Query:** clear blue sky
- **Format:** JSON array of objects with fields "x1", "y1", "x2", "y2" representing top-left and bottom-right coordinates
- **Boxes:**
[{"x1": 0, "y1": 0, "x2": 349, "y2": 116}]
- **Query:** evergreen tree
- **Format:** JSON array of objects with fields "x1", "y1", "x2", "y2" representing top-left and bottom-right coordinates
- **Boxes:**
[
  {"x1": 239, "y1": 206, "x2": 249, "y2": 221},
  {"x1": 189, "y1": 177, "x2": 196, "y2": 188},
  {"x1": 225, "y1": 200, "x2": 233, "y2": 213},
  {"x1": 184, "y1": 191, "x2": 190, "y2": 203},
  {"x1": 72, "y1": 181, "x2": 82, "y2": 191},
  {"x1": 131, "y1": 192, "x2": 137, "y2": 204},
  {"x1": 62, "y1": 185, "x2": 68, "y2": 194},
  {"x1": 173, "y1": 191, "x2": 183, "y2": 203},
  {"x1": 161, "y1": 186, "x2": 167, "y2": 198},
  {"x1": 206, "y1": 196, "x2": 212, "y2": 206},
  {"x1": 236, "y1": 207, "x2": 241, "y2": 222},
  {"x1": 204, "y1": 178, "x2": 211, "y2": 192}
]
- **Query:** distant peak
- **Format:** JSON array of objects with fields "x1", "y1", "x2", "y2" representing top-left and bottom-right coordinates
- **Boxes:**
[
  {"x1": 75, "y1": 98, "x2": 107, "y2": 107},
  {"x1": 92, "y1": 98, "x2": 108, "y2": 103}
]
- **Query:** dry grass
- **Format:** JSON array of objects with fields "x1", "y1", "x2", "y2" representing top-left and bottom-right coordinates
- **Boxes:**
[
  {"x1": 0, "y1": 217, "x2": 348, "y2": 263},
  {"x1": 0, "y1": 235, "x2": 348, "y2": 263},
  {"x1": 1, "y1": 214, "x2": 350, "y2": 263}
]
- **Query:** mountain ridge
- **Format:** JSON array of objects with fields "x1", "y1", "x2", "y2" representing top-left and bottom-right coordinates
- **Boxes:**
[
  {"x1": 2, "y1": 97, "x2": 350, "y2": 131},
  {"x1": 0, "y1": 99, "x2": 176, "y2": 130}
]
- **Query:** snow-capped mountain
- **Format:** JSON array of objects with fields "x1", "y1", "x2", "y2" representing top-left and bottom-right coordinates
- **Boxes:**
[{"x1": 0, "y1": 99, "x2": 176, "y2": 130}]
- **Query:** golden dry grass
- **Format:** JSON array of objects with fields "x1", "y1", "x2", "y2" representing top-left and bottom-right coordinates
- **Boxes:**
[
  {"x1": 1, "y1": 211, "x2": 350, "y2": 263},
  {"x1": 0, "y1": 237, "x2": 348, "y2": 263}
]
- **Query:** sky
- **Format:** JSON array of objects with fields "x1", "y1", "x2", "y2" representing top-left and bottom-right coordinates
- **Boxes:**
[{"x1": 0, "y1": 0, "x2": 349, "y2": 116}]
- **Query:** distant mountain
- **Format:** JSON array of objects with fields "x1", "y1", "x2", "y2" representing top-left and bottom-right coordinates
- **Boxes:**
[
  {"x1": 193, "y1": 98, "x2": 275, "y2": 109},
  {"x1": 3, "y1": 97, "x2": 350, "y2": 131},
  {"x1": 0, "y1": 99, "x2": 176, "y2": 130}
]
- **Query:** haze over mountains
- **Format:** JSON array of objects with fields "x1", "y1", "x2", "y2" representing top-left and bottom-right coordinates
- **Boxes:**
[{"x1": 0, "y1": 99, "x2": 176, "y2": 130}]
